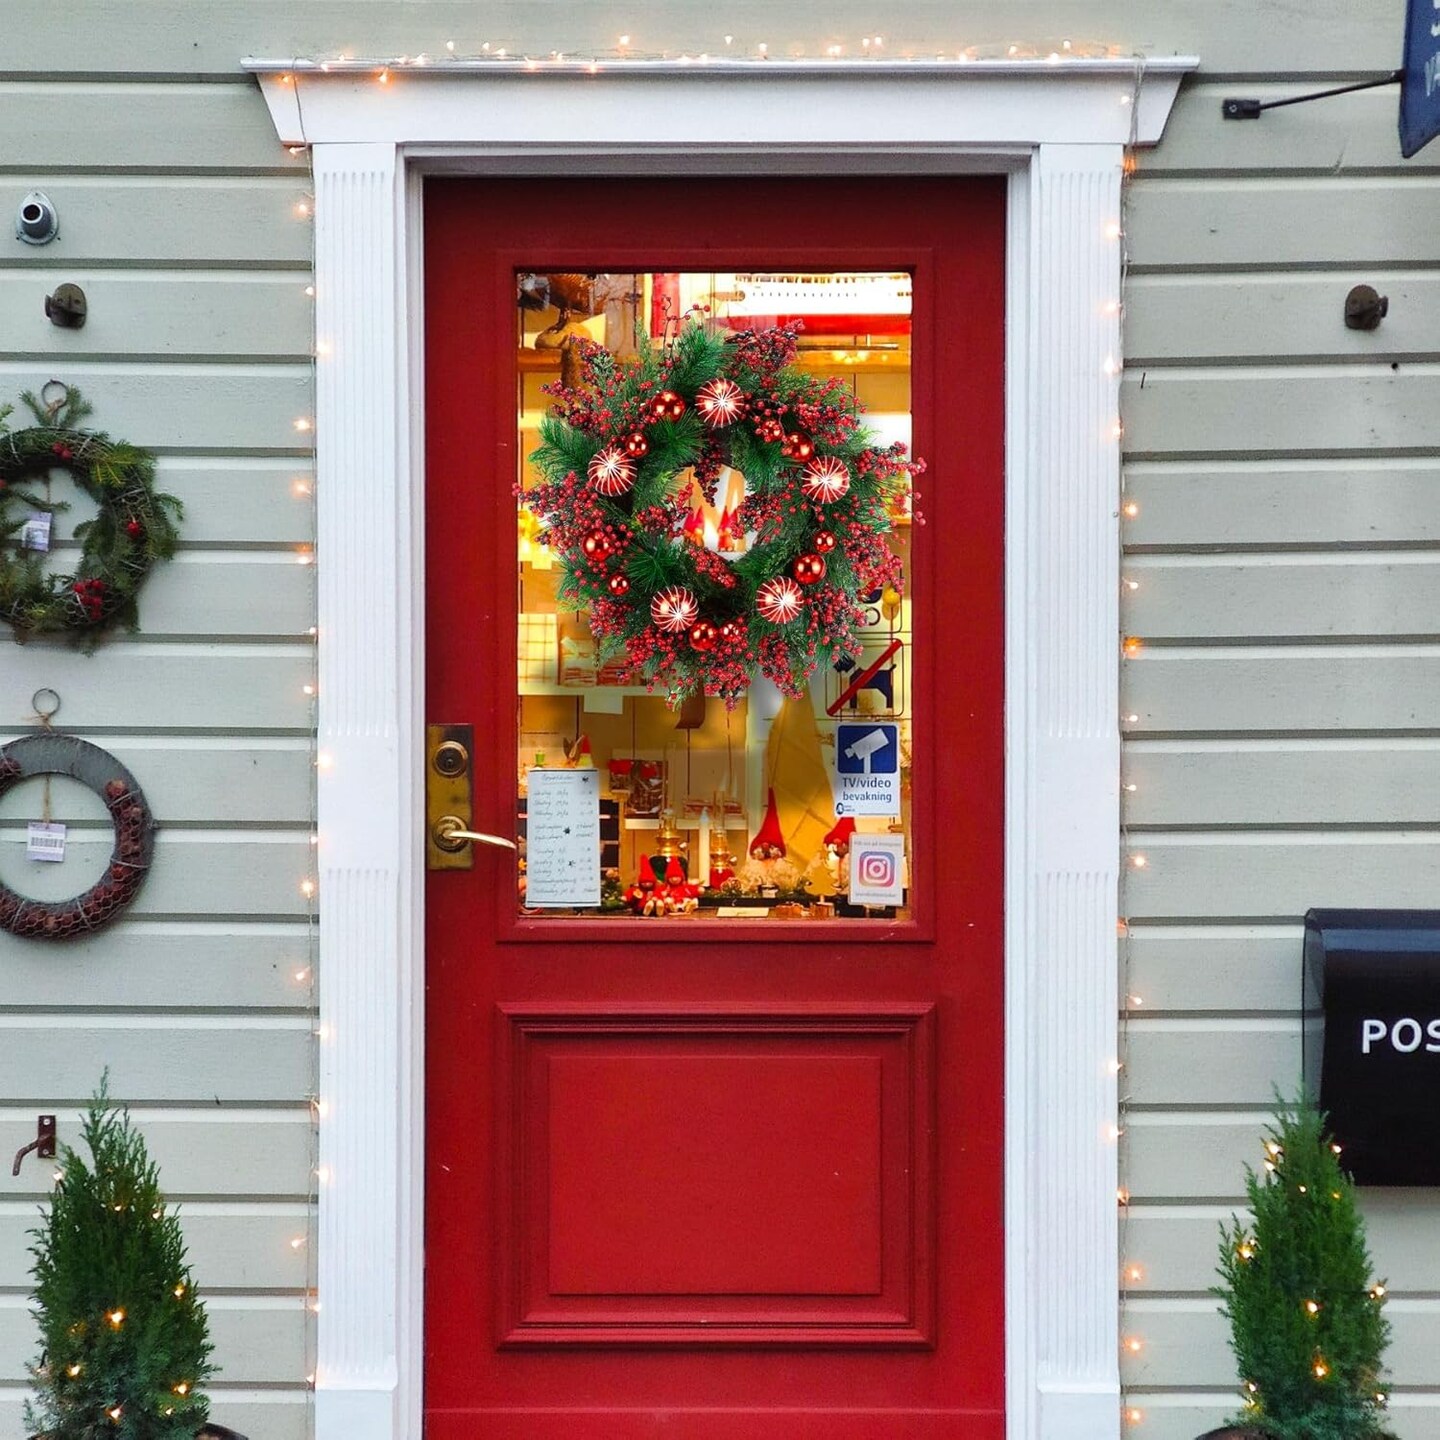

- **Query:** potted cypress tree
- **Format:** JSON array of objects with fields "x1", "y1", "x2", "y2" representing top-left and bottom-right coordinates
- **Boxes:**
[
  {"x1": 1205, "y1": 1098, "x2": 1392, "y2": 1440},
  {"x1": 26, "y1": 1081, "x2": 246, "y2": 1440}
]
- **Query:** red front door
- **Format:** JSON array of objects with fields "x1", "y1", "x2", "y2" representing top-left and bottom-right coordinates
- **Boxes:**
[{"x1": 424, "y1": 175, "x2": 1005, "y2": 1438}]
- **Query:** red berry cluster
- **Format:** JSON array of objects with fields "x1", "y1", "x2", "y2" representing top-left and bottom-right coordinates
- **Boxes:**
[{"x1": 70, "y1": 577, "x2": 108, "y2": 622}]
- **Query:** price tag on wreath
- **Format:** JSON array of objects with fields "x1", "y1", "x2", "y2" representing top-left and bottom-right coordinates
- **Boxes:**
[{"x1": 26, "y1": 821, "x2": 67, "y2": 863}]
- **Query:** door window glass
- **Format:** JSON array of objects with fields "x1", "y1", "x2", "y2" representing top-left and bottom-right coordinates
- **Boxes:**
[{"x1": 515, "y1": 271, "x2": 913, "y2": 920}]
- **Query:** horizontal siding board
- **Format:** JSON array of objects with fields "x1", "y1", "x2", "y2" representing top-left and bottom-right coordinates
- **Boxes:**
[
  {"x1": 0, "y1": 833, "x2": 313, "y2": 917},
  {"x1": 1128, "y1": 1021, "x2": 1300, "y2": 1105},
  {"x1": 1126, "y1": 273, "x2": 1440, "y2": 363},
  {"x1": 50, "y1": 742, "x2": 314, "y2": 823},
  {"x1": 0, "y1": 925, "x2": 311, "y2": 1010},
  {"x1": 4, "y1": 648, "x2": 312, "y2": 731},
  {"x1": 1124, "y1": 925, "x2": 1303, "y2": 1013},
  {"x1": 1123, "y1": 651, "x2": 1440, "y2": 733},
  {"x1": 1127, "y1": 179, "x2": 1440, "y2": 270},
  {"x1": 0, "y1": 177, "x2": 310, "y2": 264},
  {"x1": 1124, "y1": 742, "x2": 1440, "y2": 826},
  {"x1": 1122, "y1": 367, "x2": 1440, "y2": 458},
  {"x1": 156, "y1": 459, "x2": 315, "y2": 544},
  {"x1": 0, "y1": 0, "x2": 1398, "y2": 76},
  {"x1": 1122, "y1": 1299, "x2": 1440, "y2": 1389},
  {"x1": 1139, "y1": 85, "x2": 1438, "y2": 177},
  {"x1": 1129, "y1": 1117, "x2": 1285, "y2": 1201},
  {"x1": 0, "y1": 1201, "x2": 310, "y2": 1291},
  {"x1": 0, "y1": 1391, "x2": 310, "y2": 1440},
  {"x1": 0, "y1": 365, "x2": 310, "y2": 452},
  {"x1": 0, "y1": 274, "x2": 313, "y2": 359},
  {"x1": 1123, "y1": 460, "x2": 1440, "y2": 548},
  {"x1": 0, "y1": 1019, "x2": 311, "y2": 1102},
  {"x1": 1126, "y1": 555, "x2": 1440, "y2": 640},
  {"x1": 72, "y1": 554, "x2": 315, "y2": 639},
  {"x1": 1125, "y1": 835, "x2": 1440, "y2": 920},
  {"x1": 1, "y1": 1110, "x2": 311, "y2": 1200},
  {"x1": 0, "y1": 83, "x2": 305, "y2": 172},
  {"x1": 1127, "y1": 1197, "x2": 1440, "y2": 1294},
  {"x1": 0, "y1": 1293, "x2": 307, "y2": 1384}
]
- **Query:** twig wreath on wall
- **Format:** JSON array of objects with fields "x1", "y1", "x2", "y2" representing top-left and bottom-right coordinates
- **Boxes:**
[
  {"x1": 526, "y1": 322, "x2": 920, "y2": 705},
  {"x1": 0, "y1": 721, "x2": 155, "y2": 940},
  {"x1": 0, "y1": 384, "x2": 181, "y2": 644}
]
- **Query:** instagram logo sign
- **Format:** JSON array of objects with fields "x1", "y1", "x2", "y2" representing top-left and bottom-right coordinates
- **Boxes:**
[
  {"x1": 857, "y1": 849, "x2": 898, "y2": 889},
  {"x1": 849, "y1": 835, "x2": 905, "y2": 905}
]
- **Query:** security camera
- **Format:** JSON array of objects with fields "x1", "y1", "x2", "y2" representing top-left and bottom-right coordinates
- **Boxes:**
[
  {"x1": 843, "y1": 727, "x2": 890, "y2": 773},
  {"x1": 16, "y1": 191, "x2": 58, "y2": 245}
]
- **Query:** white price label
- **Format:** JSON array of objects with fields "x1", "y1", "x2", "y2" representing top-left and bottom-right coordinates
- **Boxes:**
[
  {"x1": 26, "y1": 821, "x2": 67, "y2": 863},
  {"x1": 21, "y1": 512, "x2": 52, "y2": 552}
]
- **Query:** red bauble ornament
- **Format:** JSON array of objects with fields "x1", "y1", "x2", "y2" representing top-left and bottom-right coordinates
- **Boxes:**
[
  {"x1": 587, "y1": 446, "x2": 636, "y2": 496},
  {"x1": 581, "y1": 531, "x2": 613, "y2": 561},
  {"x1": 650, "y1": 585, "x2": 700, "y2": 633},
  {"x1": 689, "y1": 620, "x2": 718, "y2": 652},
  {"x1": 755, "y1": 417, "x2": 786, "y2": 445},
  {"x1": 801, "y1": 456, "x2": 851, "y2": 503},
  {"x1": 51, "y1": 442, "x2": 73, "y2": 461},
  {"x1": 622, "y1": 430, "x2": 650, "y2": 459},
  {"x1": 125, "y1": 519, "x2": 144, "y2": 540},
  {"x1": 812, "y1": 529, "x2": 837, "y2": 554},
  {"x1": 607, "y1": 573, "x2": 631, "y2": 597},
  {"x1": 792, "y1": 552, "x2": 826, "y2": 586},
  {"x1": 648, "y1": 390, "x2": 687, "y2": 422},
  {"x1": 719, "y1": 619, "x2": 745, "y2": 645},
  {"x1": 756, "y1": 575, "x2": 804, "y2": 624},
  {"x1": 695, "y1": 377, "x2": 748, "y2": 428},
  {"x1": 780, "y1": 431, "x2": 815, "y2": 462}
]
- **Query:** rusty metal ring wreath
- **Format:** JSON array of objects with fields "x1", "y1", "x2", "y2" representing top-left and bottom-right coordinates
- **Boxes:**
[{"x1": 0, "y1": 732, "x2": 154, "y2": 940}]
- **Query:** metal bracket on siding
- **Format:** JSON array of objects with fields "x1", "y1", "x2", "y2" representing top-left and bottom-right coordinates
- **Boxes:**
[
  {"x1": 1222, "y1": 69, "x2": 1402, "y2": 120},
  {"x1": 11, "y1": 1114, "x2": 57, "y2": 1176}
]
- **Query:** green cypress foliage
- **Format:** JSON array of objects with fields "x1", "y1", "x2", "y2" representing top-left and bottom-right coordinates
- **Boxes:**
[
  {"x1": 1215, "y1": 1099, "x2": 1391, "y2": 1440},
  {"x1": 26, "y1": 1082, "x2": 214, "y2": 1439}
]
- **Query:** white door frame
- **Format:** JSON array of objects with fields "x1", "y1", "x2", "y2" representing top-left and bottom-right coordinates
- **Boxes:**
[{"x1": 247, "y1": 55, "x2": 1195, "y2": 1440}]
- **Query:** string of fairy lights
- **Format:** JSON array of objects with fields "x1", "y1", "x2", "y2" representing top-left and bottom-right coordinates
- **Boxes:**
[
  {"x1": 1117, "y1": 55, "x2": 1146, "y2": 1435},
  {"x1": 271, "y1": 34, "x2": 1142, "y2": 71},
  {"x1": 289, "y1": 142, "x2": 320, "y2": 1418}
]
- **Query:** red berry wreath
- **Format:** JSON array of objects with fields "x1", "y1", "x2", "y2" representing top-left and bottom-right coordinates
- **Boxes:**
[
  {"x1": 525, "y1": 322, "x2": 920, "y2": 704},
  {"x1": 0, "y1": 386, "x2": 181, "y2": 644}
]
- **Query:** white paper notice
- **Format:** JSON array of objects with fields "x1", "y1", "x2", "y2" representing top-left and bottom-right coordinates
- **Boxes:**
[
  {"x1": 847, "y1": 833, "x2": 906, "y2": 906},
  {"x1": 21, "y1": 513, "x2": 52, "y2": 552},
  {"x1": 26, "y1": 821, "x2": 67, "y2": 863},
  {"x1": 524, "y1": 768, "x2": 601, "y2": 907}
]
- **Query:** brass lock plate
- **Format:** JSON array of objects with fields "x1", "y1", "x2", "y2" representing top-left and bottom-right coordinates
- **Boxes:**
[{"x1": 426, "y1": 723, "x2": 474, "y2": 871}]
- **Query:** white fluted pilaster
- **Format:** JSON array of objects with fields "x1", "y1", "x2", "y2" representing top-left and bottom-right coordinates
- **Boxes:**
[
  {"x1": 311, "y1": 141, "x2": 412, "y2": 1440},
  {"x1": 1006, "y1": 143, "x2": 1125, "y2": 1440}
]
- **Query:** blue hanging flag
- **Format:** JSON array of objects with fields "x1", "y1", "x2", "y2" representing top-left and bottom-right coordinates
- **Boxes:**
[{"x1": 1401, "y1": 0, "x2": 1440, "y2": 157}]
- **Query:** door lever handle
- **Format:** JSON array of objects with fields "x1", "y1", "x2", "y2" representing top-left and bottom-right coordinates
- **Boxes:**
[{"x1": 433, "y1": 815, "x2": 517, "y2": 853}]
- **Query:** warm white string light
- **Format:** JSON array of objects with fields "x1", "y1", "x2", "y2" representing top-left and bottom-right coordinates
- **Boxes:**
[{"x1": 1116, "y1": 53, "x2": 1147, "y2": 1434}]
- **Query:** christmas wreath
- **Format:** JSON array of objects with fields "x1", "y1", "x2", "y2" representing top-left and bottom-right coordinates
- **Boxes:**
[
  {"x1": 0, "y1": 386, "x2": 181, "y2": 644},
  {"x1": 0, "y1": 733, "x2": 154, "y2": 940},
  {"x1": 526, "y1": 322, "x2": 919, "y2": 704}
]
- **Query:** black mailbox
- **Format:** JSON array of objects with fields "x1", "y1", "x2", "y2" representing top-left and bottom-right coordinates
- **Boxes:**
[{"x1": 1304, "y1": 909, "x2": 1440, "y2": 1186}]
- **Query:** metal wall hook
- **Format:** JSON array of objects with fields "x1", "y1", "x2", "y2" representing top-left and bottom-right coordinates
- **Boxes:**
[{"x1": 12, "y1": 1114, "x2": 56, "y2": 1176}]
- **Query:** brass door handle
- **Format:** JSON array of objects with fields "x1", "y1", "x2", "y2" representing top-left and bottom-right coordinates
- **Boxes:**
[{"x1": 433, "y1": 815, "x2": 517, "y2": 853}]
